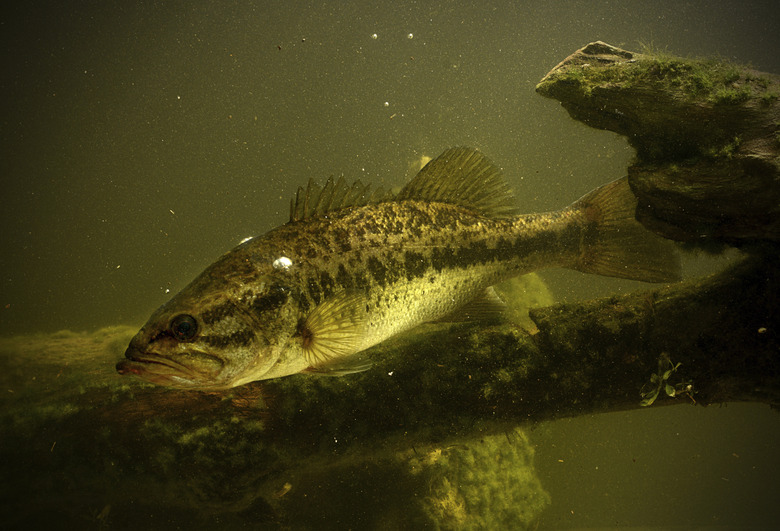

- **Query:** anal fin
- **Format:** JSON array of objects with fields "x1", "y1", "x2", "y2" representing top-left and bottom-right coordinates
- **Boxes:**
[{"x1": 434, "y1": 287, "x2": 507, "y2": 323}]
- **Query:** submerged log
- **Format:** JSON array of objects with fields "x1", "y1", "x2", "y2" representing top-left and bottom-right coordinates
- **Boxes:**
[
  {"x1": 0, "y1": 276, "x2": 555, "y2": 529},
  {"x1": 536, "y1": 41, "x2": 780, "y2": 245},
  {"x1": 2, "y1": 256, "x2": 779, "y2": 527}
]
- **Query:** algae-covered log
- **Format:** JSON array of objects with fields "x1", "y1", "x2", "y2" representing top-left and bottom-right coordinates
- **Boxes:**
[
  {"x1": 0, "y1": 276, "x2": 554, "y2": 529},
  {"x1": 2, "y1": 261, "x2": 779, "y2": 527},
  {"x1": 536, "y1": 41, "x2": 780, "y2": 245},
  {"x1": 532, "y1": 251, "x2": 780, "y2": 411}
]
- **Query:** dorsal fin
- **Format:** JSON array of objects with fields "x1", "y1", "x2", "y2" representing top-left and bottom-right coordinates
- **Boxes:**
[
  {"x1": 289, "y1": 176, "x2": 395, "y2": 222},
  {"x1": 396, "y1": 147, "x2": 517, "y2": 218},
  {"x1": 288, "y1": 147, "x2": 516, "y2": 222}
]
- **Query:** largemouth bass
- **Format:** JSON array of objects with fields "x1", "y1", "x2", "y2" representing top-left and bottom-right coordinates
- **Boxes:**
[{"x1": 117, "y1": 147, "x2": 679, "y2": 390}]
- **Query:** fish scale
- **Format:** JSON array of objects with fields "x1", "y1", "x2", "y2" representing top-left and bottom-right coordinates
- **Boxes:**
[{"x1": 275, "y1": 202, "x2": 563, "y2": 345}]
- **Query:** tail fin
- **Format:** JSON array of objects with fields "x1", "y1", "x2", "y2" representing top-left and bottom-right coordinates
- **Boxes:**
[{"x1": 569, "y1": 177, "x2": 681, "y2": 283}]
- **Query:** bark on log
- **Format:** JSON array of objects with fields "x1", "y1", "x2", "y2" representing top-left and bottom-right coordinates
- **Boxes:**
[{"x1": 536, "y1": 41, "x2": 780, "y2": 245}]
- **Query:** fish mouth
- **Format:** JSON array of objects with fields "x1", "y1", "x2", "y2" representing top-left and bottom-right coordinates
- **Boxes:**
[{"x1": 117, "y1": 347, "x2": 224, "y2": 389}]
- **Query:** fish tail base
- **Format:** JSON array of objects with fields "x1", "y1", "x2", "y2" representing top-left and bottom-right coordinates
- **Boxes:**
[{"x1": 570, "y1": 177, "x2": 681, "y2": 283}]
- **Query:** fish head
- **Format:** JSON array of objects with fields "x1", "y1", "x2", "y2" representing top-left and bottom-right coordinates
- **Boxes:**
[{"x1": 117, "y1": 274, "x2": 300, "y2": 390}]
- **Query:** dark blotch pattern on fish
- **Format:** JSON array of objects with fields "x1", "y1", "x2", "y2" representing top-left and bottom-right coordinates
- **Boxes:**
[
  {"x1": 251, "y1": 286, "x2": 289, "y2": 315},
  {"x1": 431, "y1": 246, "x2": 455, "y2": 273},
  {"x1": 201, "y1": 302, "x2": 237, "y2": 325},
  {"x1": 336, "y1": 263, "x2": 353, "y2": 289},
  {"x1": 201, "y1": 328, "x2": 255, "y2": 348},
  {"x1": 234, "y1": 201, "x2": 580, "y2": 327},
  {"x1": 319, "y1": 271, "x2": 335, "y2": 299},
  {"x1": 403, "y1": 251, "x2": 428, "y2": 281},
  {"x1": 307, "y1": 278, "x2": 322, "y2": 306},
  {"x1": 367, "y1": 256, "x2": 387, "y2": 288}
]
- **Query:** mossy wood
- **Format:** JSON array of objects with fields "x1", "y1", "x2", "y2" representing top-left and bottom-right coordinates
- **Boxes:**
[
  {"x1": 536, "y1": 41, "x2": 780, "y2": 245},
  {"x1": 2, "y1": 254, "x2": 778, "y2": 526}
]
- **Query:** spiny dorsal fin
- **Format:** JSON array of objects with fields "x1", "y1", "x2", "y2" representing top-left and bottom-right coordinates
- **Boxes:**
[
  {"x1": 289, "y1": 176, "x2": 395, "y2": 222},
  {"x1": 396, "y1": 147, "x2": 517, "y2": 218}
]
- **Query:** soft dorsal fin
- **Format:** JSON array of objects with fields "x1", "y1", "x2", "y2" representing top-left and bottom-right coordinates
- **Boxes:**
[
  {"x1": 396, "y1": 147, "x2": 517, "y2": 218},
  {"x1": 289, "y1": 176, "x2": 395, "y2": 222}
]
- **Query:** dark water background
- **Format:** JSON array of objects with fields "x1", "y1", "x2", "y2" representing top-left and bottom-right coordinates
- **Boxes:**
[{"x1": 2, "y1": 1, "x2": 779, "y2": 528}]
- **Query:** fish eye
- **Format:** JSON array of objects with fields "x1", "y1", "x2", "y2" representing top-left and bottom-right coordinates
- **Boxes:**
[{"x1": 170, "y1": 314, "x2": 198, "y2": 341}]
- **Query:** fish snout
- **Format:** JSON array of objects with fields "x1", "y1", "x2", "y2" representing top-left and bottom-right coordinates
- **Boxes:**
[{"x1": 116, "y1": 343, "x2": 146, "y2": 375}]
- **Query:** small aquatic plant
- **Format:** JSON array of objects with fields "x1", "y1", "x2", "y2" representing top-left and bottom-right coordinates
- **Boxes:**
[{"x1": 640, "y1": 352, "x2": 694, "y2": 406}]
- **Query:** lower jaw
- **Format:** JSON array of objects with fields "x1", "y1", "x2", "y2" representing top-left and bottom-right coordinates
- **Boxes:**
[{"x1": 116, "y1": 360, "x2": 196, "y2": 388}]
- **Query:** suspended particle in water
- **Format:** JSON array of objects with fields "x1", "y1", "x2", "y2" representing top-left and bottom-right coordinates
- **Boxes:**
[
  {"x1": 407, "y1": 33, "x2": 414, "y2": 39},
  {"x1": 371, "y1": 33, "x2": 378, "y2": 40}
]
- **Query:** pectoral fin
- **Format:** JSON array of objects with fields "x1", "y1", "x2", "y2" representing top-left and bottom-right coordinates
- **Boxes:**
[{"x1": 299, "y1": 290, "x2": 368, "y2": 368}]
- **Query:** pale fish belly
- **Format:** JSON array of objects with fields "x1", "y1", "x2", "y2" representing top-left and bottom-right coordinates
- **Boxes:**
[{"x1": 354, "y1": 261, "x2": 508, "y2": 351}]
